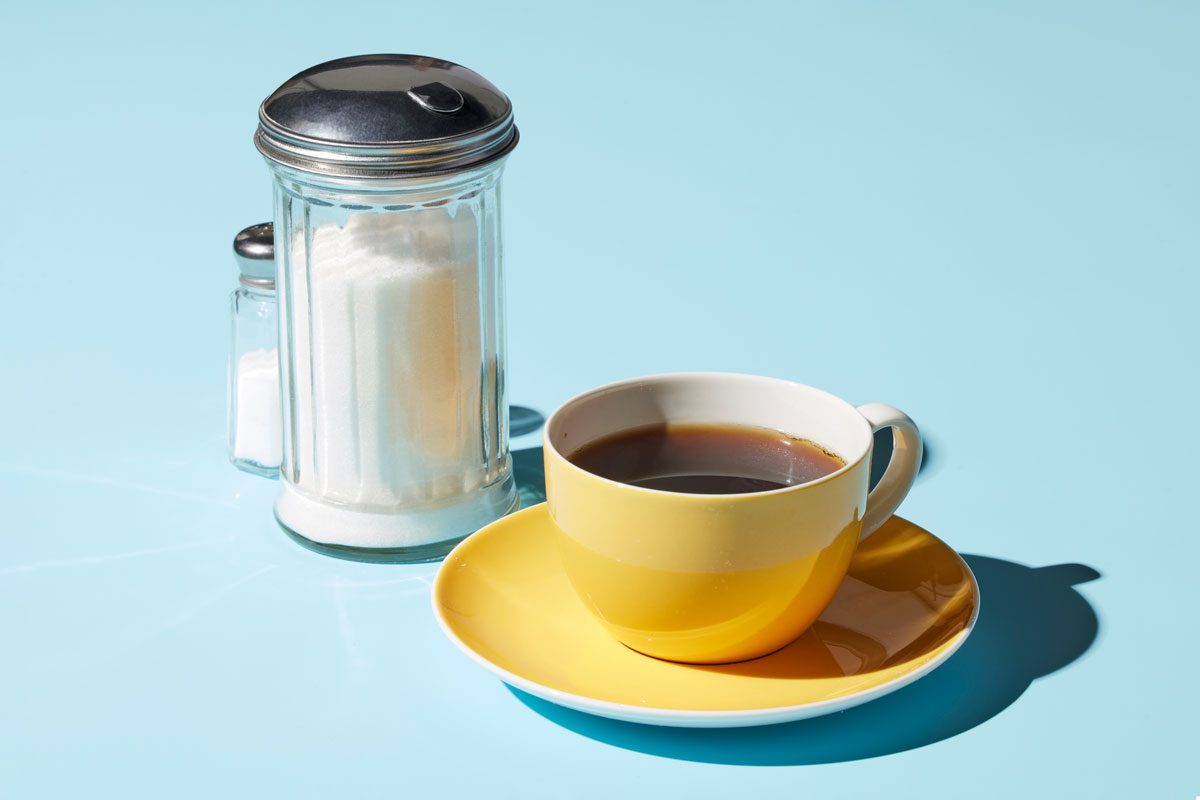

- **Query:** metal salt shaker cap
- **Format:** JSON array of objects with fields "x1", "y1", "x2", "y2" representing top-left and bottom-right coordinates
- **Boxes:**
[
  {"x1": 233, "y1": 222, "x2": 275, "y2": 288},
  {"x1": 254, "y1": 54, "x2": 519, "y2": 179}
]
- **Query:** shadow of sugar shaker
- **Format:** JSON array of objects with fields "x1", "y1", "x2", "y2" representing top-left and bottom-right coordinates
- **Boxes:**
[
  {"x1": 505, "y1": 431, "x2": 1102, "y2": 766},
  {"x1": 510, "y1": 405, "x2": 545, "y2": 438},
  {"x1": 508, "y1": 405, "x2": 547, "y2": 508},
  {"x1": 512, "y1": 447, "x2": 547, "y2": 508}
]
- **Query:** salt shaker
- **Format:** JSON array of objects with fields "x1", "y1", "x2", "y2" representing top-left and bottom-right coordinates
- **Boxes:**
[
  {"x1": 227, "y1": 222, "x2": 281, "y2": 477},
  {"x1": 255, "y1": 54, "x2": 520, "y2": 560}
]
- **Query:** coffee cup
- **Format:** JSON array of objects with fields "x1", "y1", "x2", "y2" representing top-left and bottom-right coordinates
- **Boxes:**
[{"x1": 543, "y1": 372, "x2": 922, "y2": 664}]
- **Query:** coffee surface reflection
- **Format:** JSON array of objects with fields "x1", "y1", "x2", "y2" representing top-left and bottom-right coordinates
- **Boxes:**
[{"x1": 567, "y1": 422, "x2": 846, "y2": 495}]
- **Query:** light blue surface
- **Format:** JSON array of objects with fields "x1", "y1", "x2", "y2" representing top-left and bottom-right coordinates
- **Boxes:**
[{"x1": 2, "y1": 2, "x2": 1197, "y2": 797}]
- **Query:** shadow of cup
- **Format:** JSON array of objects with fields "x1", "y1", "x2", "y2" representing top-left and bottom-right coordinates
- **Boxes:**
[{"x1": 510, "y1": 557, "x2": 1100, "y2": 765}]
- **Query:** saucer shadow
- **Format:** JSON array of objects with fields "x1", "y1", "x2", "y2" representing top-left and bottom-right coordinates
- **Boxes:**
[{"x1": 510, "y1": 558, "x2": 1100, "y2": 765}]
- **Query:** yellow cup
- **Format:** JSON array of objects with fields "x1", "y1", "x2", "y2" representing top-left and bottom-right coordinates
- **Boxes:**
[{"x1": 543, "y1": 372, "x2": 922, "y2": 664}]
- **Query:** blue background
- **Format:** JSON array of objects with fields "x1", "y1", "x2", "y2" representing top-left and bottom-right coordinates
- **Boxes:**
[{"x1": 2, "y1": 1, "x2": 1197, "y2": 797}]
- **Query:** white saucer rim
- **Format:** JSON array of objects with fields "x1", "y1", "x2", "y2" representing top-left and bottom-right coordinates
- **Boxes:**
[{"x1": 432, "y1": 504, "x2": 980, "y2": 728}]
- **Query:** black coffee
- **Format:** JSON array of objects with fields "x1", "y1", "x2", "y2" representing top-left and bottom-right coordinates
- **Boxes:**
[{"x1": 567, "y1": 422, "x2": 846, "y2": 495}]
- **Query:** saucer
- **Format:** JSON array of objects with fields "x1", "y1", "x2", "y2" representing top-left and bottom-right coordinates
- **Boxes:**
[{"x1": 432, "y1": 504, "x2": 978, "y2": 728}]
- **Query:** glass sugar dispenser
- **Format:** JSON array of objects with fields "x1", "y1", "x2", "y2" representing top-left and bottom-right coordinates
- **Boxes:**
[
  {"x1": 254, "y1": 54, "x2": 521, "y2": 561},
  {"x1": 228, "y1": 222, "x2": 281, "y2": 478}
]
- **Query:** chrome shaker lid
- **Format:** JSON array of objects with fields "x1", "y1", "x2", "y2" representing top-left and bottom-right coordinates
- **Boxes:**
[
  {"x1": 233, "y1": 222, "x2": 275, "y2": 287},
  {"x1": 254, "y1": 54, "x2": 519, "y2": 179}
]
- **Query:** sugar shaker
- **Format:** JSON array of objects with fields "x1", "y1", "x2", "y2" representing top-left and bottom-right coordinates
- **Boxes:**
[{"x1": 255, "y1": 54, "x2": 520, "y2": 560}]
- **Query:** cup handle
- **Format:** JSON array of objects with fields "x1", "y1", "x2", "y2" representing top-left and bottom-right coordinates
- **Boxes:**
[{"x1": 856, "y1": 403, "x2": 923, "y2": 541}]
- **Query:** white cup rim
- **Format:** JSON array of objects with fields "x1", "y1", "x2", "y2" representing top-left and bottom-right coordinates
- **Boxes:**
[{"x1": 543, "y1": 371, "x2": 874, "y2": 499}]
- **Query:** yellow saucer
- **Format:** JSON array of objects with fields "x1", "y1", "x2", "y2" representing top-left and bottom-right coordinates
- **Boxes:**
[{"x1": 432, "y1": 503, "x2": 978, "y2": 728}]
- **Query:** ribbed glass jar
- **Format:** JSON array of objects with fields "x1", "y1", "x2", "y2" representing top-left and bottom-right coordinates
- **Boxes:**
[{"x1": 268, "y1": 161, "x2": 516, "y2": 561}]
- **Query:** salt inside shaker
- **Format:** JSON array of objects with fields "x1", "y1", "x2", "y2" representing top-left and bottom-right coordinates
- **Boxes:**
[
  {"x1": 228, "y1": 222, "x2": 281, "y2": 477},
  {"x1": 255, "y1": 54, "x2": 520, "y2": 560}
]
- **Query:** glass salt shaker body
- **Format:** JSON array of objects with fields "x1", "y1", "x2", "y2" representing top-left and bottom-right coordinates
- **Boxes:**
[
  {"x1": 228, "y1": 223, "x2": 281, "y2": 477},
  {"x1": 255, "y1": 55, "x2": 520, "y2": 561}
]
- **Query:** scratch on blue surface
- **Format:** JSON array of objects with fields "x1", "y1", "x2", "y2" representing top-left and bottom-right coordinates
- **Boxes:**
[
  {"x1": 0, "y1": 463, "x2": 238, "y2": 509},
  {"x1": 0, "y1": 538, "x2": 234, "y2": 575}
]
